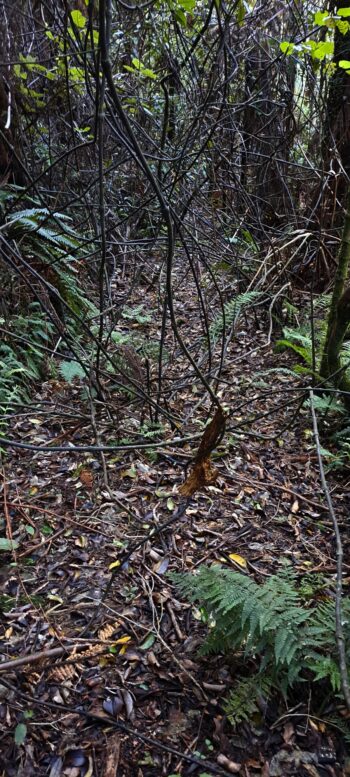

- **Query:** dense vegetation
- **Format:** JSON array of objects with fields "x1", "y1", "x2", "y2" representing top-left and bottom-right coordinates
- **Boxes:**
[{"x1": 1, "y1": 1, "x2": 350, "y2": 775}]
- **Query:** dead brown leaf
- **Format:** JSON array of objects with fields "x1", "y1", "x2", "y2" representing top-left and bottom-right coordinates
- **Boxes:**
[
  {"x1": 217, "y1": 753, "x2": 242, "y2": 773},
  {"x1": 79, "y1": 469, "x2": 93, "y2": 488}
]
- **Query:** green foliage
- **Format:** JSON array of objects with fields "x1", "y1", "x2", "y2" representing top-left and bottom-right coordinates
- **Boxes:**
[
  {"x1": 0, "y1": 189, "x2": 98, "y2": 412},
  {"x1": 59, "y1": 360, "x2": 86, "y2": 383},
  {"x1": 0, "y1": 190, "x2": 94, "y2": 319},
  {"x1": 14, "y1": 723, "x2": 27, "y2": 747},
  {"x1": 0, "y1": 304, "x2": 54, "y2": 410},
  {"x1": 0, "y1": 538, "x2": 19, "y2": 551},
  {"x1": 173, "y1": 565, "x2": 350, "y2": 725},
  {"x1": 275, "y1": 296, "x2": 350, "y2": 393},
  {"x1": 280, "y1": 9, "x2": 350, "y2": 65},
  {"x1": 121, "y1": 305, "x2": 152, "y2": 324},
  {"x1": 327, "y1": 426, "x2": 350, "y2": 469},
  {"x1": 224, "y1": 675, "x2": 274, "y2": 726},
  {"x1": 306, "y1": 394, "x2": 345, "y2": 417},
  {"x1": 210, "y1": 291, "x2": 262, "y2": 341}
]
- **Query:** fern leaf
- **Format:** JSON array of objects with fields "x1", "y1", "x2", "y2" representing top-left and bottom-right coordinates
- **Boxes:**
[{"x1": 59, "y1": 360, "x2": 86, "y2": 383}]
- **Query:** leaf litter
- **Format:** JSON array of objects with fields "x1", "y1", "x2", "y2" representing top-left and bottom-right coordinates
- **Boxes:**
[{"x1": 0, "y1": 269, "x2": 349, "y2": 776}]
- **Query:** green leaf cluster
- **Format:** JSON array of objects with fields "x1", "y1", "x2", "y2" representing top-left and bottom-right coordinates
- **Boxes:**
[{"x1": 280, "y1": 7, "x2": 350, "y2": 67}]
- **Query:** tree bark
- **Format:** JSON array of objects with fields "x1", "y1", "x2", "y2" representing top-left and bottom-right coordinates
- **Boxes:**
[{"x1": 320, "y1": 190, "x2": 350, "y2": 402}]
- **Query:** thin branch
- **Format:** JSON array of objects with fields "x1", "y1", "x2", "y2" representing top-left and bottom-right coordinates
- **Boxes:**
[{"x1": 309, "y1": 389, "x2": 350, "y2": 710}]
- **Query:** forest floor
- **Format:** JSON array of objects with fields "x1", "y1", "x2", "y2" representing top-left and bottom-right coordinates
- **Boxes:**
[{"x1": 0, "y1": 267, "x2": 350, "y2": 777}]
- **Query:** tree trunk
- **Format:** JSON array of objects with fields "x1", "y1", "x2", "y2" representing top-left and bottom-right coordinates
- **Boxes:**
[{"x1": 320, "y1": 190, "x2": 350, "y2": 398}]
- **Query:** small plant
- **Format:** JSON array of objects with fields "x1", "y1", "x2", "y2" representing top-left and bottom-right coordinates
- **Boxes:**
[
  {"x1": 59, "y1": 360, "x2": 86, "y2": 383},
  {"x1": 121, "y1": 304, "x2": 152, "y2": 325},
  {"x1": 0, "y1": 304, "x2": 54, "y2": 412},
  {"x1": 209, "y1": 290, "x2": 262, "y2": 342},
  {"x1": 173, "y1": 565, "x2": 350, "y2": 726},
  {"x1": 275, "y1": 326, "x2": 314, "y2": 370}
]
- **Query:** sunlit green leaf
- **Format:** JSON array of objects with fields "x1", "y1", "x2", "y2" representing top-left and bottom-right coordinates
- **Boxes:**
[
  {"x1": 280, "y1": 42, "x2": 295, "y2": 55},
  {"x1": 70, "y1": 9, "x2": 87, "y2": 28},
  {"x1": 141, "y1": 68, "x2": 157, "y2": 80},
  {"x1": 314, "y1": 11, "x2": 330, "y2": 25},
  {"x1": 179, "y1": 0, "x2": 196, "y2": 10}
]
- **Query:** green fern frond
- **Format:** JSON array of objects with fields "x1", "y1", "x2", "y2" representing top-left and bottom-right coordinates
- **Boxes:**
[
  {"x1": 224, "y1": 675, "x2": 274, "y2": 727},
  {"x1": 59, "y1": 360, "x2": 86, "y2": 383},
  {"x1": 305, "y1": 395, "x2": 345, "y2": 415},
  {"x1": 173, "y1": 565, "x2": 350, "y2": 708},
  {"x1": 210, "y1": 291, "x2": 262, "y2": 341}
]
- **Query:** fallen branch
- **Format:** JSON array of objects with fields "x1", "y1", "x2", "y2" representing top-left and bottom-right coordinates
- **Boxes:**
[{"x1": 0, "y1": 641, "x2": 93, "y2": 673}]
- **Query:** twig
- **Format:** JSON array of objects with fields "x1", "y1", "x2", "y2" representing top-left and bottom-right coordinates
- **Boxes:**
[
  {"x1": 266, "y1": 281, "x2": 290, "y2": 346},
  {"x1": 2, "y1": 467, "x2": 13, "y2": 543},
  {"x1": 309, "y1": 389, "x2": 350, "y2": 710},
  {"x1": 79, "y1": 499, "x2": 190, "y2": 636},
  {"x1": 0, "y1": 677, "x2": 228, "y2": 775},
  {"x1": 0, "y1": 642, "x2": 93, "y2": 673},
  {"x1": 225, "y1": 471, "x2": 328, "y2": 512}
]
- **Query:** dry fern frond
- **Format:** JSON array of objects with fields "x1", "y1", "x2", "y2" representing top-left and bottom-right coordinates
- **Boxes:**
[
  {"x1": 49, "y1": 664, "x2": 77, "y2": 682},
  {"x1": 78, "y1": 644, "x2": 106, "y2": 659},
  {"x1": 98, "y1": 620, "x2": 120, "y2": 642}
]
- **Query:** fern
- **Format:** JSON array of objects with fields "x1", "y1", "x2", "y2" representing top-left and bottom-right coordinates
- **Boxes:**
[
  {"x1": 0, "y1": 304, "x2": 54, "y2": 410},
  {"x1": 210, "y1": 291, "x2": 262, "y2": 341},
  {"x1": 224, "y1": 675, "x2": 274, "y2": 726},
  {"x1": 173, "y1": 565, "x2": 350, "y2": 724},
  {"x1": 59, "y1": 360, "x2": 86, "y2": 383},
  {"x1": 305, "y1": 394, "x2": 345, "y2": 415},
  {"x1": 2, "y1": 195, "x2": 93, "y2": 321},
  {"x1": 121, "y1": 305, "x2": 152, "y2": 324},
  {"x1": 275, "y1": 328, "x2": 313, "y2": 366}
]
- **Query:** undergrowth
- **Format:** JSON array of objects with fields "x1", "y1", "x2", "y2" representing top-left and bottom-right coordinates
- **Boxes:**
[
  {"x1": 209, "y1": 290, "x2": 262, "y2": 342},
  {"x1": 273, "y1": 293, "x2": 350, "y2": 468},
  {"x1": 0, "y1": 303, "x2": 54, "y2": 411},
  {"x1": 173, "y1": 565, "x2": 350, "y2": 728},
  {"x1": 0, "y1": 189, "x2": 96, "y2": 411}
]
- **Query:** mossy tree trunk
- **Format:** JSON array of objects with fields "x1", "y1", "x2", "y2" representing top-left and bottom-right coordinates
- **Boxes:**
[
  {"x1": 319, "y1": 0, "x2": 350, "y2": 402},
  {"x1": 320, "y1": 0, "x2": 350, "y2": 230},
  {"x1": 320, "y1": 192, "x2": 350, "y2": 403}
]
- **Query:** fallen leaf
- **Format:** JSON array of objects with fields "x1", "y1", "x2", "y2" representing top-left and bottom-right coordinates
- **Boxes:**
[
  {"x1": 140, "y1": 634, "x2": 156, "y2": 650},
  {"x1": 103, "y1": 696, "x2": 123, "y2": 717},
  {"x1": 0, "y1": 538, "x2": 19, "y2": 552},
  {"x1": 229, "y1": 553, "x2": 247, "y2": 568},
  {"x1": 153, "y1": 557, "x2": 169, "y2": 574},
  {"x1": 103, "y1": 736, "x2": 121, "y2": 777},
  {"x1": 114, "y1": 635, "x2": 131, "y2": 645},
  {"x1": 79, "y1": 469, "x2": 93, "y2": 488},
  {"x1": 283, "y1": 721, "x2": 295, "y2": 744},
  {"x1": 14, "y1": 722, "x2": 27, "y2": 746},
  {"x1": 109, "y1": 560, "x2": 121, "y2": 570}
]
